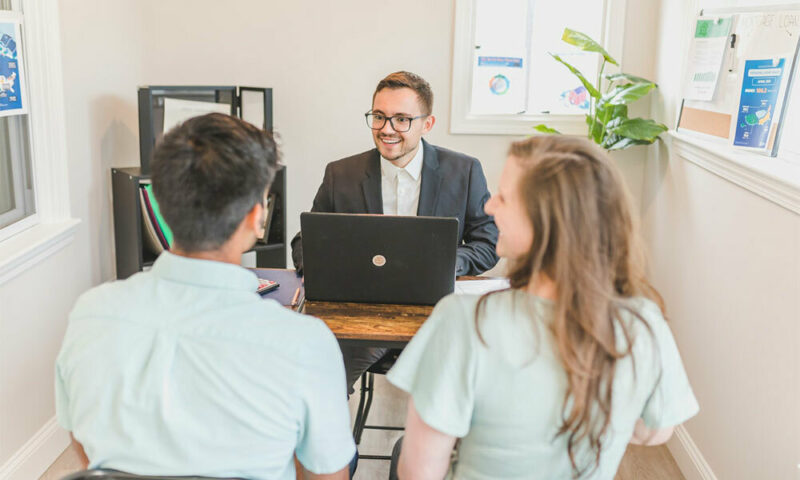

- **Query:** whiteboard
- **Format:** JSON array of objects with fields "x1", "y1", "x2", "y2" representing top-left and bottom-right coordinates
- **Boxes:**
[{"x1": 678, "y1": 8, "x2": 800, "y2": 155}]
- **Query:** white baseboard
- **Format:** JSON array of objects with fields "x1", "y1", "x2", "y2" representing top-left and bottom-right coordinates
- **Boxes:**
[
  {"x1": 0, "y1": 417, "x2": 70, "y2": 480},
  {"x1": 667, "y1": 425, "x2": 718, "y2": 480}
]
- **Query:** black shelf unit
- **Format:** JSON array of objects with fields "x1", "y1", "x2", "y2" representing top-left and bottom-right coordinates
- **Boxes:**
[
  {"x1": 137, "y1": 85, "x2": 272, "y2": 174},
  {"x1": 112, "y1": 84, "x2": 284, "y2": 279},
  {"x1": 112, "y1": 165, "x2": 287, "y2": 279}
]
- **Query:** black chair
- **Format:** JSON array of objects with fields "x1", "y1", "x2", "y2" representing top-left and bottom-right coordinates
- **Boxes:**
[
  {"x1": 351, "y1": 348, "x2": 405, "y2": 461},
  {"x1": 60, "y1": 470, "x2": 241, "y2": 480}
]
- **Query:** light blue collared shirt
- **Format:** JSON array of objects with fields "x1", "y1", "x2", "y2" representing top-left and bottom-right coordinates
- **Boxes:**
[{"x1": 56, "y1": 252, "x2": 355, "y2": 479}]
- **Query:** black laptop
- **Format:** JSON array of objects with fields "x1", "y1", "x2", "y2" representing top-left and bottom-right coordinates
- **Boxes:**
[{"x1": 301, "y1": 212, "x2": 458, "y2": 305}]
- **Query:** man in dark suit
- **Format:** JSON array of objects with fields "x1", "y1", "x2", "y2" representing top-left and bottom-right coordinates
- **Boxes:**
[{"x1": 291, "y1": 71, "x2": 499, "y2": 391}]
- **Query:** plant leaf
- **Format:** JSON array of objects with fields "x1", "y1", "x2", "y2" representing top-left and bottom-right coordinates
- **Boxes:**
[
  {"x1": 605, "y1": 73, "x2": 655, "y2": 85},
  {"x1": 606, "y1": 137, "x2": 652, "y2": 150},
  {"x1": 603, "y1": 82, "x2": 657, "y2": 105},
  {"x1": 604, "y1": 115, "x2": 624, "y2": 131},
  {"x1": 550, "y1": 53, "x2": 601, "y2": 99},
  {"x1": 607, "y1": 118, "x2": 668, "y2": 141},
  {"x1": 588, "y1": 114, "x2": 603, "y2": 143},
  {"x1": 603, "y1": 133, "x2": 621, "y2": 149},
  {"x1": 562, "y1": 28, "x2": 618, "y2": 66},
  {"x1": 605, "y1": 104, "x2": 628, "y2": 124},
  {"x1": 533, "y1": 124, "x2": 561, "y2": 134}
]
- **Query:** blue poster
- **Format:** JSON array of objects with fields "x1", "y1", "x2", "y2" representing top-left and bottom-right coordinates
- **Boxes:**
[
  {"x1": 0, "y1": 20, "x2": 24, "y2": 116},
  {"x1": 477, "y1": 56, "x2": 523, "y2": 68},
  {"x1": 734, "y1": 58, "x2": 785, "y2": 149}
]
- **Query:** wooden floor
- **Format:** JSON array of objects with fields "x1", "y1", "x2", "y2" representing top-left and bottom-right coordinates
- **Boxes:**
[
  {"x1": 40, "y1": 377, "x2": 685, "y2": 480},
  {"x1": 615, "y1": 444, "x2": 685, "y2": 480}
]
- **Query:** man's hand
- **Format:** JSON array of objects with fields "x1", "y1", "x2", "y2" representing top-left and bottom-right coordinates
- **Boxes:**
[
  {"x1": 629, "y1": 418, "x2": 674, "y2": 446},
  {"x1": 296, "y1": 455, "x2": 350, "y2": 480},
  {"x1": 69, "y1": 433, "x2": 89, "y2": 469}
]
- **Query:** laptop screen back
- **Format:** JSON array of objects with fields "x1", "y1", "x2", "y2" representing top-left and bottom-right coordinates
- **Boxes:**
[{"x1": 301, "y1": 213, "x2": 458, "y2": 305}]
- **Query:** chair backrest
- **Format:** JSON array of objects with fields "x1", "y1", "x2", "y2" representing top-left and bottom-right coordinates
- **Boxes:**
[{"x1": 60, "y1": 469, "x2": 242, "y2": 480}]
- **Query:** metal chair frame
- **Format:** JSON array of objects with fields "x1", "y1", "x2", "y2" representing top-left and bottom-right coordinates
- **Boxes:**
[
  {"x1": 351, "y1": 351, "x2": 405, "y2": 461},
  {"x1": 60, "y1": 469, "x2": 240, "y2": 480}
]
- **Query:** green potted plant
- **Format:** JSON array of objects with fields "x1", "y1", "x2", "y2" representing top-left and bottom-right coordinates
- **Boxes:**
[{"x1": 535, "y1": 28, "x2": 667, "y2": 150}]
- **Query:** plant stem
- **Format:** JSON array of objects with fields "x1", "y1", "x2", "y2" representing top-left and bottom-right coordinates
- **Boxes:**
[{"x1": 591, "y1": 59, "x2": 606, "y2": 141}]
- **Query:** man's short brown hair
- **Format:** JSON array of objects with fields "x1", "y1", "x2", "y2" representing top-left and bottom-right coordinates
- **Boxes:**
[{"x1": 373, "y1": 71, "x2": 433, "y2": 115}]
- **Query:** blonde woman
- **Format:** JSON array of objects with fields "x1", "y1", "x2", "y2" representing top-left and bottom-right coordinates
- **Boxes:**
[{"x1": 387, "y1": 136, "x2": 698, "y2": 479}]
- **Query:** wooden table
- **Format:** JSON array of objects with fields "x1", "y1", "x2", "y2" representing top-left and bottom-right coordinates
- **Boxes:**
[
  {"x1": 302, "y1": 300, "x2": 434, "y2": 348},
  {"x1": 300, "y1": 276, "x2": 481, "y2": 348}
]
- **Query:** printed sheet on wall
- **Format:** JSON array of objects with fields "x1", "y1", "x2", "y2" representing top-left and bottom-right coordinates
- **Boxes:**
[{"x1": 0, "y1": 13, "x2": 26, "y2": 117}]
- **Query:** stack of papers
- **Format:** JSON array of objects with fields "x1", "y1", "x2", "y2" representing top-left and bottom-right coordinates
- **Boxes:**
[{"x1": 454, "y1": 278, "x2": 510, "y2": 295}]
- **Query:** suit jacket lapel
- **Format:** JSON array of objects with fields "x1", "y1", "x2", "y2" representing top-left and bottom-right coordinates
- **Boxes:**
[
  {"x1": 361, "y1": 150, "x2": 383, "y2": 214},
  {"x1": 417, "y1": 139, "x2": 441, "y2": 217}
]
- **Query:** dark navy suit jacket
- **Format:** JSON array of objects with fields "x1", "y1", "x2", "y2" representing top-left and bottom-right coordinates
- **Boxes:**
[{"x1": 291, "y1": 139, "x2": 499, "y2": 275}]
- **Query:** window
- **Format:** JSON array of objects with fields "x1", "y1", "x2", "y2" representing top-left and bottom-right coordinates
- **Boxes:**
[
  {"x1": 0, "y1": 0, "x2": 78, "y2": 284},
  {"x1": 0, "y1": 116, "x2": 35, "y2": 231},
  {"x1": 0, "y1": 0, "x2": 36, "y2": 240},
  {"x1": 451, "y1": 0, "x2": 625, "y2": 134}
]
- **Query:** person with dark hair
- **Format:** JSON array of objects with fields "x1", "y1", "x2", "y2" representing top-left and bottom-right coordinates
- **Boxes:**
[
  {"x1": 387, "y1": 136, "x2": 699, "y2": 479},
  {"x1": 291, "y1": 71, "x2": 499, "y2": 395},
  {"x1": 55, "y1": 113, "x2": 354, "y2": 479}
]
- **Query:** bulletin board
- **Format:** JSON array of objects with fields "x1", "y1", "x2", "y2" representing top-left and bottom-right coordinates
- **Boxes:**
[{"x1": 677, "y1": 8, "x2": 800, "y2": 156}]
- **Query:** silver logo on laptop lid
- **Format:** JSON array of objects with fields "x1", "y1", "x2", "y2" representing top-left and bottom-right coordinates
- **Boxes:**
[{"x1": 372, "y1": 255, "x2": 387, "y2": 267}]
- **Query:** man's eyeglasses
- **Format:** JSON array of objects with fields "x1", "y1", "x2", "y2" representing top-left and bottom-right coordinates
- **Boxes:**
[{"x1": 365, "y1": 112, "x2": 427, "y2": 133}]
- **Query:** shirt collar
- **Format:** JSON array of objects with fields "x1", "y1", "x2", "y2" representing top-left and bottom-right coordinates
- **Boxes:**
[
  {"x1": 380, "y1": 142, "x2": 424, "y2": 181},
  {"x1": 151, "y1": 251, "x2": 259, "y2": 293}
]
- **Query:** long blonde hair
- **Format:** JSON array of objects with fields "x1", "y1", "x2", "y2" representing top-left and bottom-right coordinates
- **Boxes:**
[{"x1": 478, "y1": 135, "x2": 663, "y2": 477}]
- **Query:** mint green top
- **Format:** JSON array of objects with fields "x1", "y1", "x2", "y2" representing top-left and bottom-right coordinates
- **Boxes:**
[
  {"x1": 387, "y1": 290, "x2": 698, "y2": 479},
  {"x1": 55, "y1": 252, "x2": 355, "y2": 479}
]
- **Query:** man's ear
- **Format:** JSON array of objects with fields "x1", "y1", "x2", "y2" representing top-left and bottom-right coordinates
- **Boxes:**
[
  {"x1": 422, "y1": 114, "x2": 436, "y2": 134},
  {"x1": 244, "y1": 202, "x2": 265, "y2": 239}
]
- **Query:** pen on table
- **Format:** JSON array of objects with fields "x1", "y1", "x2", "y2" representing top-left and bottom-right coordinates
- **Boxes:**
[{"x1": 291, "y1": 287, "x2": 301, "y2": 306}]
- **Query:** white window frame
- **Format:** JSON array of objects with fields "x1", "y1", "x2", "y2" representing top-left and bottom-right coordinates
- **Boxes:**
[
  {"x1": 450, "y1": 0, "x2": 628, "y2": 135},
  {"x1": 0, "y1": 0, "x2": 79, "y2": 285},
  {"x1": 0, "y1": 114, "x2": 38, "y2": 238}
]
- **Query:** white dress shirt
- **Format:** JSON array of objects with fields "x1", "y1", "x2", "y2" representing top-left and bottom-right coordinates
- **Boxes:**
[{"x1": 380, "y1": 145, "x2": 424, "y2": 216}]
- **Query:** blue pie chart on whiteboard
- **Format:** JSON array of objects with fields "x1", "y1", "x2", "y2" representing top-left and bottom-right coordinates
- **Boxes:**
[{"x1": 489, "y1": 74, "x2": 510, "y2": 95}]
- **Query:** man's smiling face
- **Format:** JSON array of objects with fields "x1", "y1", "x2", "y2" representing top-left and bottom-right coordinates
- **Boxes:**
[{"x1": 370, "y1": 87, "x2": 434, "y2": 167}]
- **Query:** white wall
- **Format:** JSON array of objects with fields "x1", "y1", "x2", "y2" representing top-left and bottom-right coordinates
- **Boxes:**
[
  {"x1": 139, "y1": 0, "x2": 513, "y2": 245},
  {"x1": 1, "y1": 0, "x2": 664, "y2": 476},
  {"x1": 647, "y1": 1, "x2": 800, "y2": 478},
  {"x1": 138, "y1": 0, "x2": 659, "y2": 256},
  {"x1": 0, "y1": 1, "x2": 144, "y2": 477}
]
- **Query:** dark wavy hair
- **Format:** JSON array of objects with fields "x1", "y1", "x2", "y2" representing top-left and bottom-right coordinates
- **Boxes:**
[
  {"x1": 151, "y1": 113, "x2": 279, "y2": 252},
  {"x1": 477, "y1": 135, "x2": 664, "y2": 477}
]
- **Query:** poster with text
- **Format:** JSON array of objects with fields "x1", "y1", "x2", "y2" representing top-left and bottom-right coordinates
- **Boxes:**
[
  {"x1": 470, "y1": 55, "x2": 526, "y2": 115},
  {"x1": 684, "y1": 16, "x2": 733, "y2": 101},
  {"x1": 0, "y1": 18, "x2": 25, "y2": 117},
  {"x1": 734, "y1": 58, "x2": 785, "y2": 149}
]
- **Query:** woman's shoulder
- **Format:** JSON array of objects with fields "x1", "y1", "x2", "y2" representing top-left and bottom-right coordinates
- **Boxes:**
[
  {"x1": 614, "y1": 296, "x2": 674, "y2": 354},
  {"x1": 427, "y1": 290, "x2": 517, "y2": 334},
  {"x1": 434, "y1": 289, "x2": 527, "y2": 319},
  {"x1": 617, "y1": 296, "x2": 668, "y2": 329}
]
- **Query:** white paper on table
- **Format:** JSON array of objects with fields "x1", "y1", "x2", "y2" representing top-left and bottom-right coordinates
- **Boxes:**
[
  {"x1": 162, "y1": 97, "x2": 231, "y2": 133},
  {"x1": 684, "y1": 16, "x2": 733, "y2": 101},
  {"x1": 454, "y1": 278, "x2": 510, "y2": 295}
]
